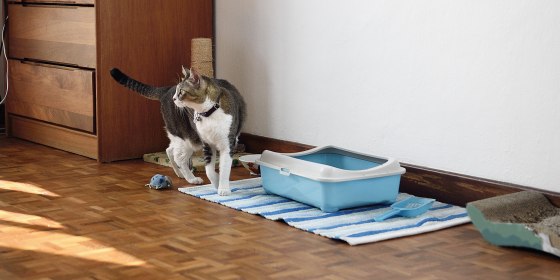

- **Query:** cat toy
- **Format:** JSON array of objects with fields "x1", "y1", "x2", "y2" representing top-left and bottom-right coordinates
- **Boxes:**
[{"x1": 146, "y1": 174, "x2": 173, "y2": 190}]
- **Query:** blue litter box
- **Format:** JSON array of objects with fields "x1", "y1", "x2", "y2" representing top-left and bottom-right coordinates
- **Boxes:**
[{"x1": 256, "y1": 146, "x2": 406, "y2": 212}]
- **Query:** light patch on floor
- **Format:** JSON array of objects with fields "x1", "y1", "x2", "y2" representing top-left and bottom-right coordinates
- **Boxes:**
[{"x1": 0, "y1": 180, "x2": 60, "y2": 197}]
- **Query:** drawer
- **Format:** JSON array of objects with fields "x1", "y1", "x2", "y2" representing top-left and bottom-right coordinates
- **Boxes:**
[
  {"x1": 9, "y1": 115, "x2": 98, "y2": 159},
  {"x1": 8, "y1": 3, "x2": 96, "y2": 68},
  {"x1": 7, "y1": 59, "x2": 95, "y2": 133}
]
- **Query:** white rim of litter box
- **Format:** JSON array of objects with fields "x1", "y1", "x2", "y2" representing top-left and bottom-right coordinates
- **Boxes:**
[{"x1": 256, "y1": 145, "x2": 406, "y2": 183}]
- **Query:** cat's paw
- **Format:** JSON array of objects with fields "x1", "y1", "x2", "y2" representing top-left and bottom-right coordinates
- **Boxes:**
[
  {"x1": 217, "y1": 187, "x2": 231, "y2": 196},
  {"x1": 186, "y1": 177, "x2": 204, "y2": 185}
]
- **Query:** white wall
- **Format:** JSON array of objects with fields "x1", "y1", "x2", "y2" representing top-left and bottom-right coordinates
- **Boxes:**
[{"x1": 215, "y1": 0, "x2": 560, "y2": 193}]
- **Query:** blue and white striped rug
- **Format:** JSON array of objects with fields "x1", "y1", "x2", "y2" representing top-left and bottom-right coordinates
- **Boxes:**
[{"x1": 178, "y1": 178, "x2": 470, "y2": 245}]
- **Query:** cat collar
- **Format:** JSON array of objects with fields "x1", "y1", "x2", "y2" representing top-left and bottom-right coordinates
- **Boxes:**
[{"x1": 195, "y1": 103, "x2": 220, "y2": 122}]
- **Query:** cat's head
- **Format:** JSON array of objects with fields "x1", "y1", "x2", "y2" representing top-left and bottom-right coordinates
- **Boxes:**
[{"x1": 173, "y1": 66, "x2": 210, "y2": 108}]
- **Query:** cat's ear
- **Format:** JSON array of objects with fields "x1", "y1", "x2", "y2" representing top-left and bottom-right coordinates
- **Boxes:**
[
  {"x1": 188, "y1": 67, "x2": 200, "y2": 88},
  {"x1": 181, "y1": 65, "x2": 189, "y2": 80}
]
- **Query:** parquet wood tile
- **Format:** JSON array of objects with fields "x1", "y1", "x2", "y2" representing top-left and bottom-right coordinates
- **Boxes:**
[{"x1": 0, "y1": 136, "x2": 558, "y2": 279}]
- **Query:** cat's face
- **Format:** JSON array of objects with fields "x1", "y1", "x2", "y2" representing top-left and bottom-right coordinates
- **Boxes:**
[{"x1": 173, "y1": 67, "x2": 207, "y2": 107}]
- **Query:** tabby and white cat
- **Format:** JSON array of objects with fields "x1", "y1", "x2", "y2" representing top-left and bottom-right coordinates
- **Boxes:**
[
  {"x1": 173, "y1": 67, "x2": 247, "y2": 196},
  {"x1": 110, "y1": 68, "x2": 204, "y2": 185}
]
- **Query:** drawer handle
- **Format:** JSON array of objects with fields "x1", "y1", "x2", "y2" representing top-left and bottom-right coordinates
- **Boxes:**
[
  {"x1": 21, "y1": 2, "x2": 79, "y2": 8},
  {"x1": 21, "y1": 59, "x2": 78, "y2": 71}
]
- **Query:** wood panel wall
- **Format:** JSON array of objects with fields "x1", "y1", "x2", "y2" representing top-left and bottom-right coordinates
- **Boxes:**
[{"x1": 96, "y1": 0, "x2": 213, "y2": 161}]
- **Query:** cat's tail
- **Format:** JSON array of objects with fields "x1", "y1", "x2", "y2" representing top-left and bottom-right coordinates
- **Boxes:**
[{"x1": 110, "y1": 68, "x2": 167, "y2": 101}]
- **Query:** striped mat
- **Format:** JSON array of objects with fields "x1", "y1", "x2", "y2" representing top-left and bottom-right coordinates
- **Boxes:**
[{"x1": 178, "y1": 178, "x2": 470, "y2": 245}]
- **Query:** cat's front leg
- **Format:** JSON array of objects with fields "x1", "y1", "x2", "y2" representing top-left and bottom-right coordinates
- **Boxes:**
[
  {"x1": 203, "y1": 144, "x2": 220, "y2": 190},
  {"x1": 216, "y1": 147, "x2": 233, "y2": 196}
]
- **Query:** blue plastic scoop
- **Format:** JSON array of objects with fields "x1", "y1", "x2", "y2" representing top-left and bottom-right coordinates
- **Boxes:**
[{"x1": 374, "y1": 196, "x2": 435, "y2": 222}]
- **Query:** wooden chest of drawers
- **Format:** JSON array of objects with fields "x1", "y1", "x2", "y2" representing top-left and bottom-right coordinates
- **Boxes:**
[{"x1": 6, "y1": 0, "x2": 213, "y2": 161}]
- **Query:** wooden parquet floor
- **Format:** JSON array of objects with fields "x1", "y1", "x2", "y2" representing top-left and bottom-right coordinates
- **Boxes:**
[{"x1": 0, "y1": 136, "x2": 558, "y2": 279}]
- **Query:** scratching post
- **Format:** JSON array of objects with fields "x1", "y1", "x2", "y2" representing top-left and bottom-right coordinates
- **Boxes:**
[{"x1": 191, "y1": 38, "x2": 214, "y2": 78}]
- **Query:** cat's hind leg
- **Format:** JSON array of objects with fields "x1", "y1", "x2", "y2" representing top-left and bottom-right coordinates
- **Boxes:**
[
  {"x1": 167, "y1": 134, "x2": 203, "y2": 184},
  {"x1": 166, "y1": 146, "x2": 184, "y2": 178},
  {"x1": 173, "y1": 145, "x2": 204, "y2": 185}
]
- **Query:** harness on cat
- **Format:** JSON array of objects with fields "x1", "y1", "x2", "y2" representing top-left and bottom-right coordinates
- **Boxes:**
[{"x1": 194, "y1": 93, "x2": 223, "y2": 122}]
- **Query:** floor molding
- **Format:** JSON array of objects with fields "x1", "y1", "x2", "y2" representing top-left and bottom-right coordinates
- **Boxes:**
[{"x1": 239, "y1": 133, "x2": 560, "y2": 207}]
